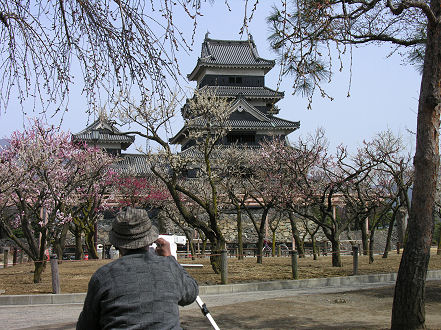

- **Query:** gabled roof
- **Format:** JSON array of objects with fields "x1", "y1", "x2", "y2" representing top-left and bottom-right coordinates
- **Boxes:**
[
  {"x1": 199, "y1": 85, "x2": 284, "y2": 100},
  {"x1": 72, "y1": 117, "x2": 135, "y2": 150},
  {"x1": 188, "y1": 35, "x2": 275, "y2": 81},
  {"x1": 169, "y1": 98, "x2": 299, "y2": 145},
  {"x1": 112, "y1": 154, "x2": 152, "y2": 176},
  {"x1": 227, "y1": 99, "x2": 299, "y2": 131},
  {"x1": 229, "y1": 98, "x2": 270, "y2": 122}
]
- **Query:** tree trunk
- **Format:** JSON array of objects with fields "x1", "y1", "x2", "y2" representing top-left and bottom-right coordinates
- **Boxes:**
[
  {"x1": 53, "y1": 223, "x2": 69, "y2": 261},
  {"x1": 209, "y1": 238, "x2": 224, "y2": 274},
  {"x1": 12, "y1": 247, "x2": 18, "y2": 266},
  {"x1": 33, "y1": 228, "x2": 48, "y2": 283},
  {"x1": 256, "y1": 234, "x2": 264, "y2": 264},
  {"x1": 360, "y1": 218, "x2": 369, "y2": 256},
  {"x1": 183, "y1": 229, "x2": 196, "y2": 260},
  {"x1": 53, "y1": 241, "x2": 63, "y2": 261},
  {"x1": 369, "y1": 228, "x2": 376, "y2": 264},
  {"x1": 312, "y1": 235, "x2": 318, "y2": 260},
  {"x1": 74, "y1": 226, "x2": 84, "y2": 260},
  {"x1": 85, "y1": 231, "x2": 98, "y2": 259},
  {"x1": 330, "y1": 238, "x2": 342, "y2": 267},
  {"x1": 396, "y1": 207, "x2": 408, "y2": 247},
  {"x1": 33, "y1": 260, "x2": 46, "y2": 283},
  {"x1": 288, "y1": 211, "x2": 305, "y2": 257},
  {"x1": 201, "y1": 238, "x2": 207, "y2": 255},
  {"x1": 391, "y1": 16, "x2": 441, "y2": 329},
  {"x1": 272, "y1": 230, "x2": 277, "y2": 257},
  {"x1": 236, "y1": 205, "x2": 244, "y2": 260},
  {"x1": 382, "y1": 213, "x2": 396, "y2": 258},
  {"x1": 188, "y1": 239, "x2": 196, "y2": 261}
]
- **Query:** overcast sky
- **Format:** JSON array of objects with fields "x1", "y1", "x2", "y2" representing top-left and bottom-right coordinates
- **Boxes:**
[{"x1": 0, "y1": 1, "x2": 420, "y2": 154}]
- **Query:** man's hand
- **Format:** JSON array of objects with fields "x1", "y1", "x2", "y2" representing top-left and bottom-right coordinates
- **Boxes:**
[{"x1": 155, "y1": 238, "x2": 172, "y2": 257}]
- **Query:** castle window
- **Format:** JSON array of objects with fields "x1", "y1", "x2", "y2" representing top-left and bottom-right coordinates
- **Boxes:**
[
  {"x1": 228, "y1": 76, "x2": 243, "y2": 85},
  {"x1": 227, "y1": 134, "x2": 255, "y2": 144}
]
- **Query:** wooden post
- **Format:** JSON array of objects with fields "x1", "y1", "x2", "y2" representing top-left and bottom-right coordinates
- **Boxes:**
[
  {"x1": 352, "y1": 246, "x2": 359, "y2": 275},
  {"x1": 277, "y1": 245, "x2": 281, "y2": 257},
  {"x1": 19, "y1": 249, "x2": 23, "y2": 264},
  {"x1": 291, "y1": 250, "x2": 298, "y2": 280},
  {"x1": 50, "y1": 255, "x2": 61, "y2": 294},
  {"x1": 12, "y1": 247, "x2": 18, "y2": 266},
  {"x1": 221, "y1": 250, "x2": 228, "y2": 284},
  {"x1": 3, "y1": 248, "x2": 9, "y2": 268}
]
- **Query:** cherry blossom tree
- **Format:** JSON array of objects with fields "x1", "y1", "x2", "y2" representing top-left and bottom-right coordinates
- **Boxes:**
[
  {"x1": 110, "y1": 175, "x2": 168, "y2": 209},
  {"x1": 0, "y1": 121, "x2": 114, "y2": 282},
  {"x1": 259, "y1": 130, "x2": 376, "y2": 267},
  {"x1": 299, "y1": 215, "x2": 321, "y2": 260},
  {"x1": 66, "y1": 148, "x2": 116, "y2": 260}
]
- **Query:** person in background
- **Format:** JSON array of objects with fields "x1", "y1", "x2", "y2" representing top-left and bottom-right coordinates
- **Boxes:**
[{"x1": 77, "y1": 207, "x2": 199, "y2": 330}]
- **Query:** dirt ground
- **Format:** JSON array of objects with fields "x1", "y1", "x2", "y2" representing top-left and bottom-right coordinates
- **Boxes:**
[
  {"x1": 179, "y1": 281, "x2": 441, "y2": 329},
  {"x1": 0, "y1": 251, "x2": 440, "y2": 295},
  {"x1": 2, "y1": 252, "x2": 441, "y2": 329},
  {"x1": 4, "y1": 281, "x2": 441, "y2": 329}
]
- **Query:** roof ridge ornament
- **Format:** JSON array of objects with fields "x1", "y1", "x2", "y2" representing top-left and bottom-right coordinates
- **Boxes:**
[{"x1": 248, "y1": 33, "x2": 260, "y2": 61}]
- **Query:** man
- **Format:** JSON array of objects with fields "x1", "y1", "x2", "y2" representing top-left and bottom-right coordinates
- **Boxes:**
[{"x1": 77, "y1": 207, "x2": 199, "y2": 330}]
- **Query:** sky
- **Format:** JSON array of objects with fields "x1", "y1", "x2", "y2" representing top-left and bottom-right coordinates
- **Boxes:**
[{"x1": 0, "y1": 1, "x2": 421, "y2": 154}]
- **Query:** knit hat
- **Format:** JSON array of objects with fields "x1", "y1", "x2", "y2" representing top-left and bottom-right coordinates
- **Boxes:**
[{"x1": 109, "y1": 207, "x2": 159, "y2": 249}]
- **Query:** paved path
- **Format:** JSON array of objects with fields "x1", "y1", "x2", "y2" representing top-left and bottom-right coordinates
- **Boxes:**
[
  {"x1": 2, "y1": 277, "x2": 441, "y2": 329},
  {"x1": 0, "y1": 281, "x2": 400, "y2": 330}
]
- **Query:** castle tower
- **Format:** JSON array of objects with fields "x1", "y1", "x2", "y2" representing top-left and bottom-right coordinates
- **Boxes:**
[{"x1": 169, "y1": 34, "x2": 300, "y2": 150}]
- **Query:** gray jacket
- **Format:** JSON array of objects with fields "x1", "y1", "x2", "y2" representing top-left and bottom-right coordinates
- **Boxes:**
[{"x1": 76, "y1": 250, "x2": 198, "y2": 330}]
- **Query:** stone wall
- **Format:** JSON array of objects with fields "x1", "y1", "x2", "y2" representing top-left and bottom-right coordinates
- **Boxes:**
[{"x1": 71, "y1": 209, "x2": 399, "y2": 256}]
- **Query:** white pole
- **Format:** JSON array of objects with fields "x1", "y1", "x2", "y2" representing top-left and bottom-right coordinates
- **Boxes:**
[{"x1": 195, "y1": 296, "x2": 220, "y2": 330}]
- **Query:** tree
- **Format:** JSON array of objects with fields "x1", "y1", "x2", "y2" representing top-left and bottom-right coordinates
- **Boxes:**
[
  {"x1": 268, "y1": 1, "x2": 438, "y2": 327},
  {"x1": 361, "y1": 130, "x2": 413, "y2": 260},
  {"x1": 241, "y1": 151, "x2": 281, "y2": 264},
  {"x1": 299, "y1": 215, "x2": 321, "y2": 260},
  {"x1": 110, "y1": 175, "x2": 168, "y2": 209},
  {"x1": 0, "y1": 1, "x2": 211, "y2": 115},
  {"x1": 0, "y1": 121, "x2": 112, "y2": 282},
  {"x1": 288, "y1": 211, "x2": 306, "y2": 258},
  {"x1": 66, "y1": 147, "x2": 116, "y2": 260},
  {"x1": 337, "y1": 133, "x2": 407, "y2": 262},
  {"x1": 116, "y1": 90, "x2": 232, "y2": 276},
  {"x1": 220, "y1": 147, "x2": 255, "y2": 261},
  {"x1": 267, "y1": 209, "x2": 285, "y2": 257},
  {"x1": 260, "y1": 130, "x2": 374, "y2": 267},
  {"x1": 158, "y1": 202, "x2": 199, "y2": 260}
]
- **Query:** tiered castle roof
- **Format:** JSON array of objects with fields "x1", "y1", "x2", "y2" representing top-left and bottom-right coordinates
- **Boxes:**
[
  {"x1": 188, "y1": 35, "x2": 275, "y2": 81},
  {"x1": 171, "y1": 34, "x2": 300, "y2": 148}
]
